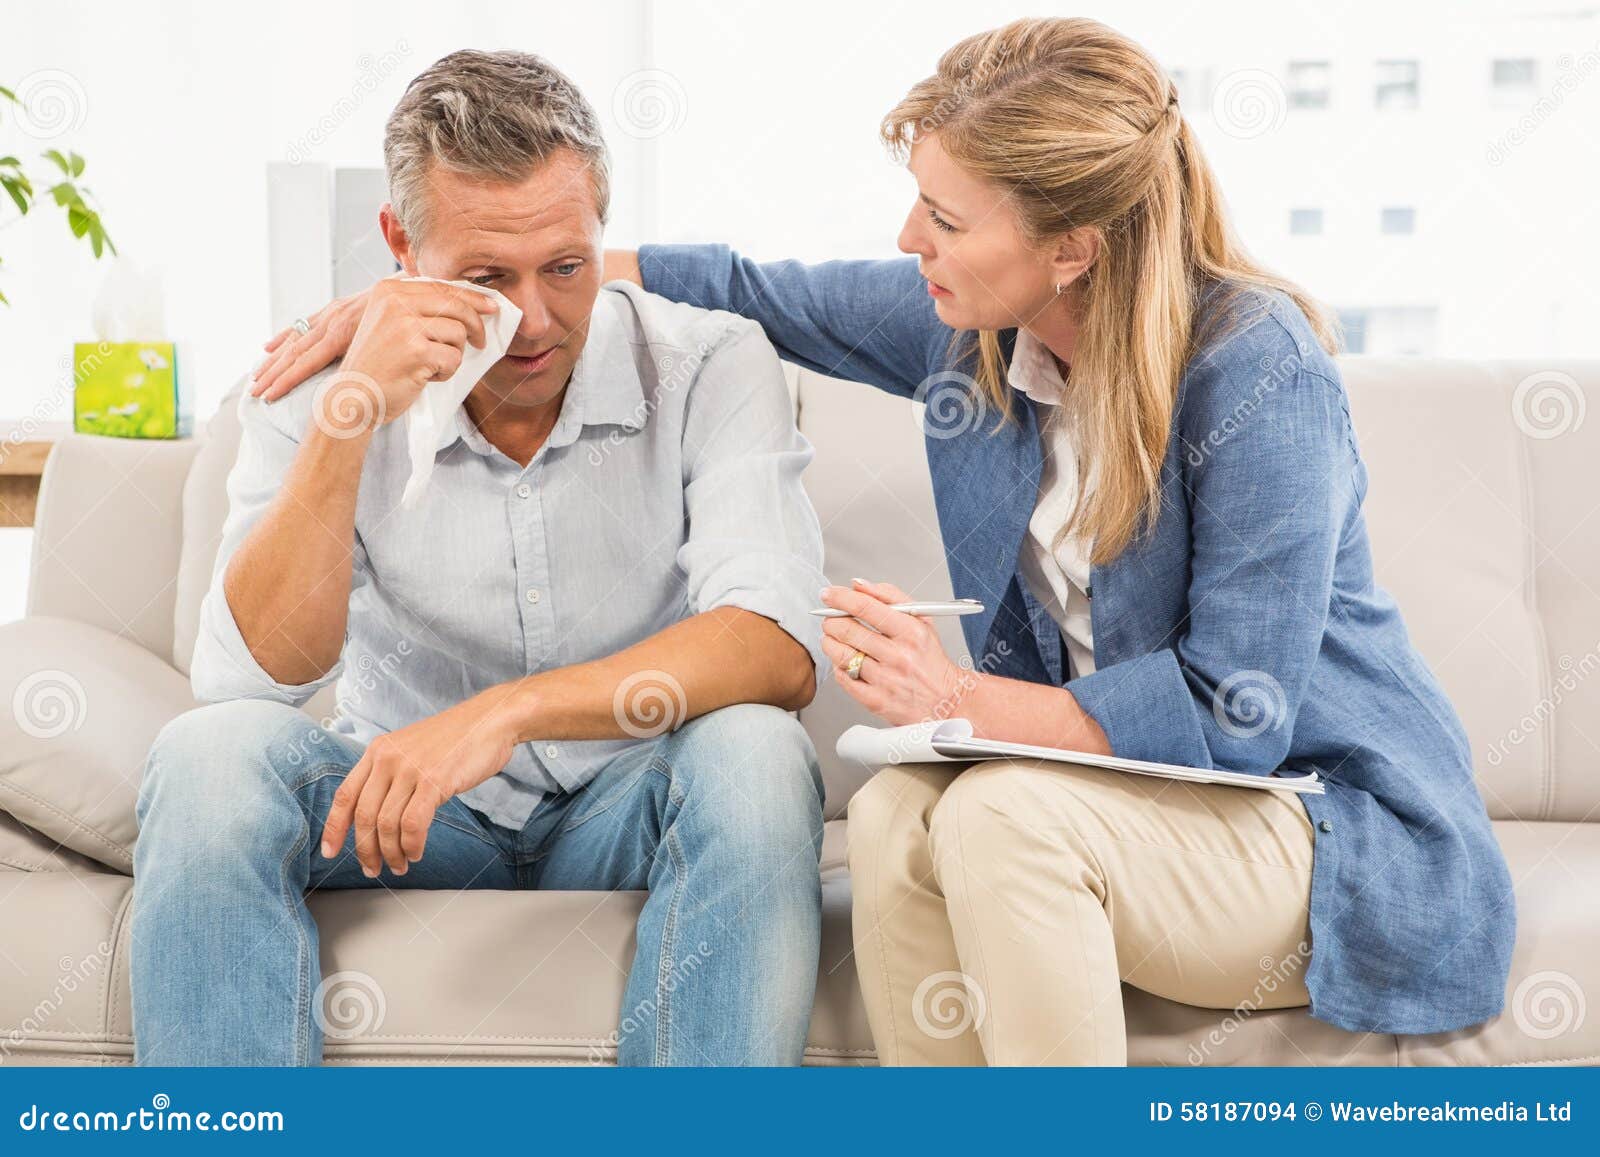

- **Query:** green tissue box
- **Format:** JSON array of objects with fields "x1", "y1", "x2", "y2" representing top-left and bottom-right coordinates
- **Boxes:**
[{"x1": 73, "y1": 341, "x2": 192, "y2": 439}]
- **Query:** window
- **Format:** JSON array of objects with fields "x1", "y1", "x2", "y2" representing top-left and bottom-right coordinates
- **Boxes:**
[
  {"x1": 1289, "y1": 208, "x2": 1324, "y2": 235},
  {"x1": 1336, "y1": 307, "x2": 1439, "y2": 356},
  {"x1": 1380, "y1": 207, "x2": 1416, "y2": 234},
  {"x1": 1287, "y1": 60, "x2": 1331, "y2": 108},
  {"x1": 1375, "y1": 60, "x2": 1420, "y2": 109},
  {"x1": 1337, "y1": 310, "x2": 1368, "y2": 355},
  {"x1": 1492, "y1": 58, "x2": 1537, "y2": 105},
  {"x1": 1166, "y1": 65, "x2": 1212, "y2": 111}
]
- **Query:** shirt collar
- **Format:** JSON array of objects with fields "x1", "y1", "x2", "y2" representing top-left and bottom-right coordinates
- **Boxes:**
[
  {"x1": 436, "y1": 290, "x2": 647, "y2": 457},
  {"x1": 1008, "y1": 328, "x2": 1069, "y2": 406}
]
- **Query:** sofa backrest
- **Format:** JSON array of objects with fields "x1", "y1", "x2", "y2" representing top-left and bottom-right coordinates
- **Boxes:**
[
  {"x1": 793, "y1": 358, "x2": 1600, "y2": 824},
  {"x1": 162, "y1": 359, "x2": 1598, "y2": 823}
]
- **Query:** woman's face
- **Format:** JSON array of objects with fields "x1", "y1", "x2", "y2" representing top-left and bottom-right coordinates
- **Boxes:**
[{"x1": 897, "y1": 135, "x2": 1063, "y2": 333}]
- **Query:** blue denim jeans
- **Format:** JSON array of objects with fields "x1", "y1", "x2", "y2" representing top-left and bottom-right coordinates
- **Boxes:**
[{"x1": 130, "y1": 698, "x2": 824, "y2": 1066}]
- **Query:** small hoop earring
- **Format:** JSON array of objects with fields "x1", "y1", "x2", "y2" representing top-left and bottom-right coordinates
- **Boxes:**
[{"x1": 1054, "y1": 282, "x2": 1066, "y2": 296}]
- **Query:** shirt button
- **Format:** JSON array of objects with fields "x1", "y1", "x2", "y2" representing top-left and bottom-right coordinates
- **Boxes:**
[
  {"x1": 544, "y1": 744, "x2": 559, "y2": 759},
  {"x1": 526, "y1": 588, "x2": 541, "y2": 604},
  {"x1": 516, "y1": 483, "x2": 532, "y2": 499},
  {"x1": 1319, "y1": 819, "x2": 1334, "y2": 833}
]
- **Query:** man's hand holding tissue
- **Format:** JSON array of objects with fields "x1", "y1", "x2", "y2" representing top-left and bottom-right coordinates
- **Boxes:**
[
  {"x1": 218, "y1": 279, "x2": 497, "y2": 688},
  {"x1": 305, "y1": 278, "x2": 501, "y2": 436}
]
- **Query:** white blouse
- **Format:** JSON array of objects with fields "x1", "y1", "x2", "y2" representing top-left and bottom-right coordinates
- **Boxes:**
[{"x1": 1009, "y1": 330, "x2": 1097, "y2": 680}]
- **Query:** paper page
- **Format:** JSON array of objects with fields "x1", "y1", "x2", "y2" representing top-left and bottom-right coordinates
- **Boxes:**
[{"x1": 834, "y1": 718, "x2": 975, "y2": 768}]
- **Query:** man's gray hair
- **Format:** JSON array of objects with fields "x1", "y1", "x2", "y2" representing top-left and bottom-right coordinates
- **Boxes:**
[{"x1": 383, "y1": 49, "x2": 610, "y2": 245}]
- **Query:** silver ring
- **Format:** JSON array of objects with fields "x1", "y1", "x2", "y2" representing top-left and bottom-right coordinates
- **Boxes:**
[{"x1": 291, "y1": 317, "x2": 311, "y2": 336}]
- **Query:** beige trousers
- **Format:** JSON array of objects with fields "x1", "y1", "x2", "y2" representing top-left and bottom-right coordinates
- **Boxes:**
[{"x1": 846, "y1": 758, "x2": 1317, "y2": 1065}]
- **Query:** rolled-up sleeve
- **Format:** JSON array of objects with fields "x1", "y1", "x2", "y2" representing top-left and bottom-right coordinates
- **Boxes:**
[
  {"x1": 189, "y1": 390, "x2": 367, "y2": 706},
  {"x1": 674, "y1": 322, "x2": 829, "y2": 688}
]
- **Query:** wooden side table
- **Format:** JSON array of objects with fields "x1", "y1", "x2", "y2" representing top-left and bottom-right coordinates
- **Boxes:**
[{"x1": 0, "y1": 431, "x2": 60, "y2": 529}]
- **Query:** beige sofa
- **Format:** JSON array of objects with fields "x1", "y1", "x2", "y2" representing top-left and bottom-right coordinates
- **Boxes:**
[{"x1": 2, "y1": 357, "x2": 1596, "y2": 1066}]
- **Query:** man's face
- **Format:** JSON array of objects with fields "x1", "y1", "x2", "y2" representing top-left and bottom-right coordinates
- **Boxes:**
[{"x1": 388, "y1": 148, "x2": 604, "y2": 411}]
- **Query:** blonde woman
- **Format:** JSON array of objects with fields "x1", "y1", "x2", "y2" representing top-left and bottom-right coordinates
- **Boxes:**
[{"x1": 252, "y1": 18, "x2": 1515, "y2": 1065}]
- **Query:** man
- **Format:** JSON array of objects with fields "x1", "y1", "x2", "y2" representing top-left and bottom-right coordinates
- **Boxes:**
[{"x1": 131, "y1": 49, "x2": 829, "y2": 1066}]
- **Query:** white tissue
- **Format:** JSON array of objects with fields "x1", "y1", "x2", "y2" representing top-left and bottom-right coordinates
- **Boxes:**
[
  {"x1": 90, "y1": 258, "x2": 166, "y2": 341},
  {"x1": 398, "y1": 277, "x2": 523, "y2": 509}
]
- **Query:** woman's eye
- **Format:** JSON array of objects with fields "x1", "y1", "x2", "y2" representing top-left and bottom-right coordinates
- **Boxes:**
[{"x1": 927, "y1": 208, "x2": 956, "y2": 233}]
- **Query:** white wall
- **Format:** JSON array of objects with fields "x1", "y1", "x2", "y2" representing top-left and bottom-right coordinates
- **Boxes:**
[{"x1": 2, "y1": 0, "x2": 1597, "y2": 619}]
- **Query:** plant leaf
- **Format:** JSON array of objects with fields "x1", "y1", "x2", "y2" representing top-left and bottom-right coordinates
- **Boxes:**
[
  {"x1": 0, "y1": 85, "x2": 14, "y2": 103},
  {"x1": 2, "y1": 178, "x2": 27, "y2": 216},
  {"x1": 43, "y1": 148, "x2": 69, "y2": 175},
  {"x1": 68, "y1": 150, "x2": 85, "y2": 178}
]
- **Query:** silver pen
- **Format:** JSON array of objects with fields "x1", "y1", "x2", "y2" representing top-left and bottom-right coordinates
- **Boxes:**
[{"x1": 810, "y1": 598, "x2": 985, "y2": 619}]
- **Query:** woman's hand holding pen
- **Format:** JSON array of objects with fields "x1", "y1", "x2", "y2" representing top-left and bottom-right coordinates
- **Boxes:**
[{"x1": 818, "y1": 578, "x2": 977, "y2": 725}]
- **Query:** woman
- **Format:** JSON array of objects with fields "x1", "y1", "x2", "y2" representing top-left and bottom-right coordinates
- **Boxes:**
[{"x1": 252, "y1": 17, "x2": 1515, "y2": 1065}]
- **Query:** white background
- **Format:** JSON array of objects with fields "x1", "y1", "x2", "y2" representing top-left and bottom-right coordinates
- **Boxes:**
[{"x1": 2, "y1": 0, "x2": 1597, "y2": 620}]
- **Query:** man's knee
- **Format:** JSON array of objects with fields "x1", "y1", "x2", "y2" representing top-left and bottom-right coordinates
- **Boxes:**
[
  {"x1": 663, "y1": 703, "x2": 823, "y2": 851},
  {"x1": 138, "y1": 700, "x2": 318, "y2": 842}
]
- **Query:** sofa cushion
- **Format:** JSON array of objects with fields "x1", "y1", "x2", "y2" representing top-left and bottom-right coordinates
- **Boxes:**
[
  {"x1": 28, "y1": 434, "x2": 201, "y2": 667},
  {"x1": 172, "y1": 377, "x2": 247, "y2": 677},
  {"x1": 793, "y1": 368, "x2": 971, "y2": 816},
  {"x1": 0, "y1": 616, "x2": 196, "y2": 873},
  {"x1": 0, "y1": 811, "x2": 114, "y2": 875},
  {"x1": 3, "y1": 818, "x2": 1590, "y2": 1067}
]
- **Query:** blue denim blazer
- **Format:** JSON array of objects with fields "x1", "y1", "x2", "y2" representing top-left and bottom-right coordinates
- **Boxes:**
[{"x1": 640, "y1": 244, "x2": 1516, "y2": 1036}]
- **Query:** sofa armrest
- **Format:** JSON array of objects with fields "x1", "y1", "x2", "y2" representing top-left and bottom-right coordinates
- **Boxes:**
[
  {"x1": 0, "y1": 616, "x2": 198, "y2": 873},
  {"x1": 29, "y1": 433, "x2": 202, "y2": 666}
]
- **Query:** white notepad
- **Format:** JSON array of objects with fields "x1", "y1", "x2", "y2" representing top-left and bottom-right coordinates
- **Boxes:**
[{"x1": 836, "y1": 718, "x2": 1325, "y2": 795}]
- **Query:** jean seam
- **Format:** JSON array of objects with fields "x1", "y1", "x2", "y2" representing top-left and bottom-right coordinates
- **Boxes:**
[
  {"x1": 654, "y1": 789, "x2": 687, "y2": 1067},
  {"x1": 279, "y1": 822, "x2": 313, "y2": 1066}
]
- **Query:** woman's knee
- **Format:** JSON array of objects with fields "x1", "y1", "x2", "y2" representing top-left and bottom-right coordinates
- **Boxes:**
[
  {"x1": 926, "y1": 762, "x2": 1092, "y2": 879},
  {"x1": 845, "y1": 763, "x2": 953, "y2": 867}
]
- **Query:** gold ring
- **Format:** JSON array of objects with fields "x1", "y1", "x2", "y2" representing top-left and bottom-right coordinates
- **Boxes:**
[{"x1": 845, "y1": 650, "x2": 866, "y2": 680}]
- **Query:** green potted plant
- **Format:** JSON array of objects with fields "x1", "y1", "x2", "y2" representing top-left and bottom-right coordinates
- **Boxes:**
[{"x1": 0, "y1": 82, "x2": 115, "y2": 306}]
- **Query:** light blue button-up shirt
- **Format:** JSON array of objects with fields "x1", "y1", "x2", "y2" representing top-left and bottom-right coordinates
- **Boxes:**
[{"x1": 191, "y1": 282, "x2": 828, "y2": 830}]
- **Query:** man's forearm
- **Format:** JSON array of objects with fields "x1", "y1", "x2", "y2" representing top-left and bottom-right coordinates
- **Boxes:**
[
  {"x1": 221, "y1": 425, "x2": 372, "y2": 685},
  {"x1": 475, "y1": 607, "x2": 815, "y2": 743}
]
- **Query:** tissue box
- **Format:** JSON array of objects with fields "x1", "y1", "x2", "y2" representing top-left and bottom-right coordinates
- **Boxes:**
[{"x1": 72, "y1": 341, "x2": 191, "y2": 439}]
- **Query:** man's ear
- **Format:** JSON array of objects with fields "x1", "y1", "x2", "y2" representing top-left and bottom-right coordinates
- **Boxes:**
[
  {"x1": 1048, "y1": 226, "x2": 1101, "y2": 288},
  {"x1": 378, "y1": 203, "x2": 418, "y2": 276}
]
